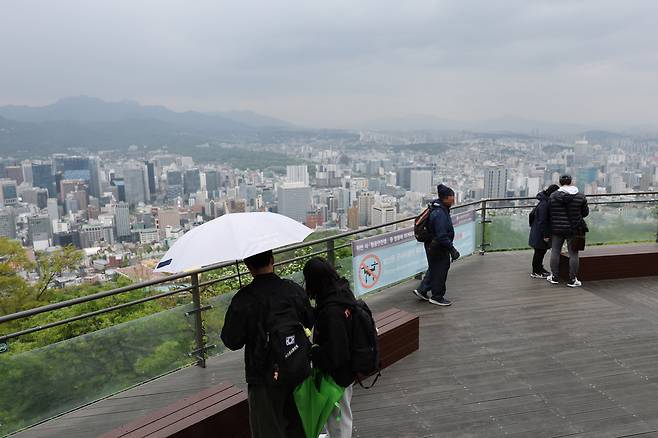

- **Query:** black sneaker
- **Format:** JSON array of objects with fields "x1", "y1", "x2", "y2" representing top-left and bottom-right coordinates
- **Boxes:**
[
  {"x1": 530, "y1": 272, "x2": 545, "y2": 279},
  {"x1": 412, "y1": 289, "x2": 429, "y2": 301},
  {"x1": 567, "y1": 278, "x2": 582, "y2": 288},
  {"x1": 429, "y1": 297, "x2": 452, "y2": 306},
  {"x1": 546, "y1": 275, "x2": 559, "y2": 285},
  {"x1": 541, "y1": 269, "x2": 551, "y2": 277}
]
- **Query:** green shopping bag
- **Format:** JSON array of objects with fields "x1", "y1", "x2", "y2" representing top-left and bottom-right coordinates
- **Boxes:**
[{"x1": 294, "y1": 369, "x2": 345, "y2": 438}]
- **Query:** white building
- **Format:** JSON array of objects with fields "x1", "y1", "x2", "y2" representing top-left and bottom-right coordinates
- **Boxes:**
[
  {"x1": 484, "y1": 166, "x2": 509, "y2": 199},
  {"x1": 286, "y1": 165, "x2": 310, "y2": 186},
  {"x1": 278, "y1": 183, "x2": 312, "y2": 223},
  {"x1": 410, "y1": 170, "x2": 433, "y2": 194},
  {"x1": 372, "y1": 204, "x2": 396, "y2": 232}
]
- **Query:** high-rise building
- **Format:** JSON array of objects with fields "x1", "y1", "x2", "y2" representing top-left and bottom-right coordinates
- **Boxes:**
[
  {"x1": 145, "y1": 161, "x2": 157, "y2": 200},
  {"x1": 484, "y1": 166, "x2": 509, "y2": 199},
  {"x1": 0, "y1": 179, "x2": 18, "y2": 206},
  {"x1": 88, "y1": 157, "x2": 102, "y2": 199},
  {"x1": 278, "y1": 183, "x2": 312, "y2": 223},
  {"x1": 347, "y1": 205, "x2": 359, "y2": 230},
  {"x1": 122, "y1": 162, "x2": 149, "y2": 206},
  {"x1": 0, "y1": 207, "x2": 16, "y2": 239},
  {"x1": 166, "y1": 170, "x2": 184, "y2": 200},
  {"x1": 4, "y1": 166, "x2": 24, "y2": 185},
  {"x1": 28, "y1": 214, "x2": 51, "y2": 249},
  {"x1": 372, "y1": 204, "x2": 396, "y2": 232},
  {"x1": 31, "y1": 162, "x2": 56, "y2": 197},
  {"x1": 410, "y1": 170, "x2": 433, "y2": 194},
  {"x1": 286, "y1": 165, "x2": 310, "y2": 186},
  {"x1": 204, "y1": 170, "x2": 220, "y2": 198},
  {"x1": 358, "y1": 192, "x2": 374, "y2": 226},
  {"x1": 114, "y1": 202, "x2": 131, "y2": 239},
  {"x1": 47, "y1": 198, "x2": 59, "y2": 223},
  {"x1": 396, "y1": 166, "x2": 413, "y2": 190},
  {"x1": 184, "y1": 169, "x2": 201, "y2": 195}
]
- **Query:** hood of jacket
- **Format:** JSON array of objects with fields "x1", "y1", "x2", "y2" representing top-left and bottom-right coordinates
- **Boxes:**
[
  {"x1": 558, "y1": 185, "x2": 579, "y2": 195},
  {"x1": 430, "y1": 198, "x2": 450, "y2": 212},
  {"x1": 536, "y1": 191, "x2": 548, "y2": 202},
  {"x1": 317, "y1": 277, "x2": 356, "y2": 308}
]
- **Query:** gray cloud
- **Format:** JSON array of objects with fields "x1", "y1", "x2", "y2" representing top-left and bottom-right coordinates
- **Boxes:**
[{"x1": 1, "y1": 0, "x2": 657, "y2": 127}]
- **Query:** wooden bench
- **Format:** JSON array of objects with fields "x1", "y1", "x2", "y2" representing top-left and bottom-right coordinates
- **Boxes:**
[
  {"x1": 559, "y1": 243, "x2": 658, "y2": 281},
  {"x1": 374, "y1": 308, "x2": 420, "y2": 369},
  {"x1": 99, "y1": 383, "x2": 250, "y2": 438}
]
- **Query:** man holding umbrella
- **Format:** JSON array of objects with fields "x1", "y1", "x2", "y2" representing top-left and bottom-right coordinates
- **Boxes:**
[
  {"x1": 222, "y1": 250, "x2": 313, "y2": 438},
  {"x1": 154, "y1": 212, "x2": 315, "y2": 438}
]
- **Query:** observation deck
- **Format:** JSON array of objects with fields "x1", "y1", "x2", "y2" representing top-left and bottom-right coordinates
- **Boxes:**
[{"x1": 13, "y1": 248, "x2": 658, "y2": 438}]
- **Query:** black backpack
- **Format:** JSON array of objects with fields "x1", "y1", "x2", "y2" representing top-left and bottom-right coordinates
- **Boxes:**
[
  {"x1": 256, "y1": 297, "x2": 312, "y2": 387},
  {"x1": 350, "y1": 299, "x2": 381, "y2": 388},
  {"x1": 414, "y1": 204, "x2": 434, "y2": 242}
]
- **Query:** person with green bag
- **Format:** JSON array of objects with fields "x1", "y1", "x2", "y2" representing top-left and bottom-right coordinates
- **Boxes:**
[
  {"x1": 294, "y1": 368, "x2": 345, "y2": 438},
  {"x1": 301, "y1": 257, "x2": 357, "y2": 437}
]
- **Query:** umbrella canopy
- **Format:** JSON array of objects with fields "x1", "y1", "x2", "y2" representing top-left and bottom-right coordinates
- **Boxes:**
[
  {"x1": 294, "y1": 369, "x2": 345, "y2": 438},
  {"x1": 154, "y1": 212, "x2": 313, "y2": 273}
]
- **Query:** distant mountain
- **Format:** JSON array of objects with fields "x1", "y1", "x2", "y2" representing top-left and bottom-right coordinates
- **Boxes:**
[
  {"x1": 471, "y1": 116, "x2": 589, "y2": 136},
  {"x1": 213, "y1": 110, "x2": 293, "y2": 129},
  {"x1": 361, "y1": 114, "x2": 462, "y2": 131},
  {"x1": 0, "y1": 96, "x2": 296, "y2": 156}
]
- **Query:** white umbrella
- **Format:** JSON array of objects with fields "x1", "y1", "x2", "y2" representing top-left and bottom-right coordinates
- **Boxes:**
[{"x1": 154, "y1": 212, "x2": 313, "y2": 274}]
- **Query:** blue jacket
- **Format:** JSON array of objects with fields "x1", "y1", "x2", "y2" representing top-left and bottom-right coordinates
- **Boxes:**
[
  {"x1": 428, "y1": 199, "x2": 455, "y2": 251},
  {"x1": 528, "y1": 191, "x2": 551, "y2": 249}
]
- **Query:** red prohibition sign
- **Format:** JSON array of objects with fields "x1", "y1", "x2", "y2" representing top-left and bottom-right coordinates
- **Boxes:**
[{"x1": 358, "y1": 253, "x2": 382, "y2": 289}]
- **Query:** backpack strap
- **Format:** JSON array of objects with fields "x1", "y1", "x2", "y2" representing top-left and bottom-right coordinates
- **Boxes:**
[{"x1": 355, "y1": 370, "x2": 381, "y2": 389}]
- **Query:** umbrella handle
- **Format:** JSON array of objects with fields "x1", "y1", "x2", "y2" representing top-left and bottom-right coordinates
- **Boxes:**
[{"x1": 235, "y1": 260, "x2": 242, "y2": 288}]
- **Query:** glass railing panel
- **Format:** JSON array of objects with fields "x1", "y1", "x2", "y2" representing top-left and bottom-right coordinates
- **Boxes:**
[
  {"x1": 585, "y1": 203, "x2": 656, "y2": 245},
  {"x1": 0, "y1": 303, "x2": 196, "y2": 436}
]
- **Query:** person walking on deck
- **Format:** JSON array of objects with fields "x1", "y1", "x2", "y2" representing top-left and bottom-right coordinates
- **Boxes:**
[
  {"x1": 528, "y1": 184, "x2": 560, "y2": 278},
  {"x1": 413, "y1": 184, "x2": 460, "y2": 306},
  {"x1": 547, "y1": 175, "x2": 589, "y2": 287}
]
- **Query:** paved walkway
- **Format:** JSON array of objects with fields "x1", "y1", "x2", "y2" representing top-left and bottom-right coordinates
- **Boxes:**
[{"x1": 16, "y1": 250, "x2": 658, "y2": 437}]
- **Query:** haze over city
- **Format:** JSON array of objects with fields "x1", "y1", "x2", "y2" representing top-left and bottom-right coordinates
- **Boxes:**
[{"x1": 2, "y1": 0, "x2": 658, "y2": 128}]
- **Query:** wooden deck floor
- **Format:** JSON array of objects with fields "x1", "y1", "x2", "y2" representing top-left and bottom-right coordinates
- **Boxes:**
[{"x1": 14, "y1": 250, "x2": 658, "y2": 438}]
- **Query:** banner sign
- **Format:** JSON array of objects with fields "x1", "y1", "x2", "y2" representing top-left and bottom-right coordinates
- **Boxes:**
[{"x1": 351, "y1": 209, "x2": 476, "y2": 296}]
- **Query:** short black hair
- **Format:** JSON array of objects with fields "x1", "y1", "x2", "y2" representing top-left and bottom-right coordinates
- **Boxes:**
[
  {"x1": 244, "y1": 250, "x2": 273, "y2": 269},
  {"x1": 559, "y1": 175, "x2": 572, "y2": 186}
]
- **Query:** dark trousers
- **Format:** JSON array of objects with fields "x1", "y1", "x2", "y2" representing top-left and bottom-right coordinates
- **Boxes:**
[
  {"x1": 247, "y1": 384, "x2": 305, "y2": 438},
  {"x1": 418, "y1": 242, "x2": 451, "y2": 299},
  {"x1": 532, "y1": 248, "x2": 548, "y2": 274}
]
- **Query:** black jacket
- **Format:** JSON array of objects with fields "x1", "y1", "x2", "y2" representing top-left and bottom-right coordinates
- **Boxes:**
[
  {"x1": 220, "y1": 273, "x2": 313, "y2": 385},
  {"x1": 311, "y1": 279, "x2": 356, "y2": 388},
  {"x1": 427, "y1": 199, "x2": 455, "y2": 257},
  {"x1": 549, "y1": 188, "x2": 589, "y2": 237},
  {"x1": 528, "y1": 191, "x2": 551, "y2": 249}
]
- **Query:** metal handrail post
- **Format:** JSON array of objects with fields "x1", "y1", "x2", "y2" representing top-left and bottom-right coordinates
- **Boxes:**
[
  {"x1": 326, "y1": 239, "x2": 336, "y2": 267},
  {"x1": 480, "y1": 199, "x2": 488, "y2": 254},
  {"x1": 190, "y1": 273, "x2": 206, "y2": 368}
]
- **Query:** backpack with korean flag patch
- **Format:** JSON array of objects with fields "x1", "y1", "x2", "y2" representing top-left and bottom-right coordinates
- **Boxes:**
[{"x1": 255, "y1": 297, "x2": 312, "y2": 388}]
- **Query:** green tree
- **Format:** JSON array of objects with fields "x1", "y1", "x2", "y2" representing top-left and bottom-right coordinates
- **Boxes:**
[{"x1": 35, "y1": 246, "x2": 83, "y2": 300}]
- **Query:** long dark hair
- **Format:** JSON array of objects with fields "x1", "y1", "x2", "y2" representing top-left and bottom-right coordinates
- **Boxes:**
[{"x1": 302, "y1": 257, "x2": 344, "y2": 301}]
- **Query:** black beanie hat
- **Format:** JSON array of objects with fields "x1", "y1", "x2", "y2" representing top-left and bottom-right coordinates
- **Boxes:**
[{"x1": 437, "y1": 184, "x2": 454, "y2": 198}]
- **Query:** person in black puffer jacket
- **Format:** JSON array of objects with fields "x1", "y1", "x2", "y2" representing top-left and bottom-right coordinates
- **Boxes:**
[
  {"x1": 303, "y1": 257, "x2": 356, "y2": 438},
  {"x1": 548, "y1": 175, "x2": 589, "y2": 287}
]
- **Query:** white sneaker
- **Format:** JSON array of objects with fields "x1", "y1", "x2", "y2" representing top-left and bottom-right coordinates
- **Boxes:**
[
  {"x1": 546, "y1": 275, "x2": 558, "y2": 285},
  {"x1": 567, "y1": 278, "x2": 582, "y2": 288}
]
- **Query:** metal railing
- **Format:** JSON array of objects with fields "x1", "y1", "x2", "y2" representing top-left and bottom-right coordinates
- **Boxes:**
[{"x1": 0, "y1": 191, "x2": 656, "y2": 369}]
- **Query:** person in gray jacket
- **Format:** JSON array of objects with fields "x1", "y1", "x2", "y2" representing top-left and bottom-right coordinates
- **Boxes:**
[{"x1": 547, "y1": 175, "x2": 589, "y2": 287}]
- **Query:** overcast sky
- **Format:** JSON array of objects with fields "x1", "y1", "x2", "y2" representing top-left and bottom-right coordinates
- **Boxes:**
[{"x1": 1, "y1": 0, "x2": 657, "y2": 127}]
